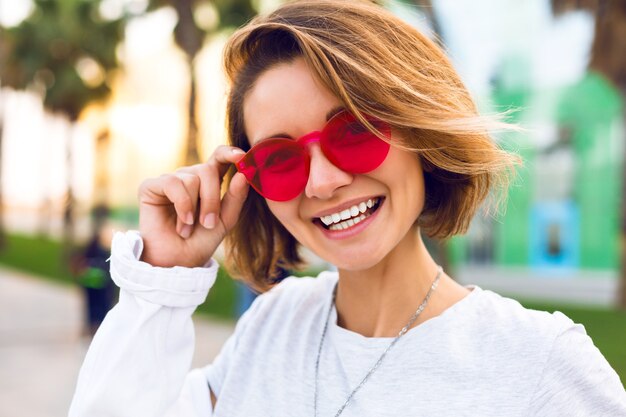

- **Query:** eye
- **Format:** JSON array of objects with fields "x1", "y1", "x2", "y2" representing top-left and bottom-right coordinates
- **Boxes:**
[
  {"x1": 332, "y1": 122, "x2": 374, "y2": 146},
  {"x1": 346, "y1": 121, "x2": 368, "y2": 135},
  {"x1": 262, "y1": 149, "x2": 302, "y2": 172}
]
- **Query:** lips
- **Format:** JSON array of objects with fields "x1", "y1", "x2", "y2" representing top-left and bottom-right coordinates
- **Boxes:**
[{"x1": 314, "y1": 197, "x2": 384, "y2": 231}]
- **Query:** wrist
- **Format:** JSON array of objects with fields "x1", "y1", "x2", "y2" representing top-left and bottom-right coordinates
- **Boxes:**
[
  {"x1": 110, "y1": 230, "x2": 218, "y2": 307},
  {"x1": 139, "y1": 243, "x2": 211, "y2": 269}
]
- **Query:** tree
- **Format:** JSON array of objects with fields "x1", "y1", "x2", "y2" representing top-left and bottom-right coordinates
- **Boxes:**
[
  {"x1": 0, "y1": 0, "x2": 126, "y2": 249},
  {"x1": 146, "y1": 0, "x2": 256, "y2": 165}
]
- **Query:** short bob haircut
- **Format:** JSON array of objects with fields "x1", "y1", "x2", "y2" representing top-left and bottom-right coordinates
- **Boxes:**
[{"x1": 222, "y1": 0, "x2": 520, "y2": 292}]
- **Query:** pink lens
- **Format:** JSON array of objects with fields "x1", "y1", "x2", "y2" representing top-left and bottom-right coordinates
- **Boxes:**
[
  {"x1": 236, "y1": 111, "x2": 391, "y2": 201},
  {"x1": 236, "y1": 139, "x2": 310, "y2": 201},
  {"x1": 321, "y1": 112, "x2": 390, "y2": 174}
]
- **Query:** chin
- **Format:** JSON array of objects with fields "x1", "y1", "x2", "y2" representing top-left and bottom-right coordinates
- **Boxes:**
[{"x1": 323, "y1": 250, "x2": 385, "y2": 272}]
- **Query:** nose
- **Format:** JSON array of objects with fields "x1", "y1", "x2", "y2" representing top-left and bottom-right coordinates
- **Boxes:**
[{"x1": 304, "y1": 142, "x2": 353, "y2": 199}]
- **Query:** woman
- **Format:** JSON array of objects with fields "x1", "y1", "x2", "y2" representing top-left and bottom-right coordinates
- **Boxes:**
[{"x1": 69, "y1": 1, "x2": 626, "y2": 416}]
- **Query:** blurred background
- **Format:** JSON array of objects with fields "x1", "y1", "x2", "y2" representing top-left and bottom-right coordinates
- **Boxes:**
[{"x1": 0, "y1": 0, "x2": 624, "y2": 415}]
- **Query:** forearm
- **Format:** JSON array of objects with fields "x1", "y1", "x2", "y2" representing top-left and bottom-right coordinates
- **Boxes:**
[{"x1": 69, "y1": 231, "x2": 217, "y2": 417}]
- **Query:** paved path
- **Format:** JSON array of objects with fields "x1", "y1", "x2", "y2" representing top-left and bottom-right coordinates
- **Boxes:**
[
  {"x1": 457, "y1": 265, "x2": 621, "y2": 307},
  {"x1": 0, "y1": 267, "x2": 235, "y2": 417}
]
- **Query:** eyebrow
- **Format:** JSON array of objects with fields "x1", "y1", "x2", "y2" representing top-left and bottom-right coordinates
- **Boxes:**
[{"x1": 256, "y1": 105, "x2": 345, "y2": 143}]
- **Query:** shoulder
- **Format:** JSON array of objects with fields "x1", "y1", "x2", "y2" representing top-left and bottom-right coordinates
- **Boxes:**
[
  {"x1": 239, "y1": 270, "x2": 337, "y2": 328},
  {"x1": 526, "y1": 314, "x2": 626, "y2": 414},
  {"x1": 440, "y1": 288, "x2": 578, "y2": 382},
  {"x1": 462, "y1": 288, "x2": 625, "y2": 415},
  {"x1": 456, "y1": 287, "x2": 577, "y2": 345},
  {"x1": 261, "y1": 270, "x2": 337, "y2": 306}
]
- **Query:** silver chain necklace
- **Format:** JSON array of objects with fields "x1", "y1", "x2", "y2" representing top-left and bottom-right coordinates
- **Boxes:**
[{"x1": 313, "y1": 265, "x2": 443, "y2": 417}]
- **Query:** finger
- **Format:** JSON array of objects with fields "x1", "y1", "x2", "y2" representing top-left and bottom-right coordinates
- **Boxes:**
[
  {"x1": 196, "y1": 164, "x2": 221, "y2": 229},
  {"x1": 200, "y1": 146, "x2": 246, "y2": 229},
  {"x1": 219, "y1": 172, "x2": 250, "y2": 232},
  {"x1": 138, "y1": 176, "x2": 177, "y2": 206},
  {"x1": 140, "y1": 175, "x2": 194, "y2": 223},
  {"x1": 160, "y1": 174, "x2": 197, "y2": 238},
  {"x1": 174, "y1": 164, "x2": 219, "y2": 228},
  {"x1": 209, "y1": 145, "x2": 246, "y2": 178},
  {"x1": 175, "y1": 172, "x2": 201, "y2": 237}
]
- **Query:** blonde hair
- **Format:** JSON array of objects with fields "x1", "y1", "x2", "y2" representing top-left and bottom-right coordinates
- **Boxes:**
[{"x1": 222, "y1": 0, "x2": 521, "y2": 292}]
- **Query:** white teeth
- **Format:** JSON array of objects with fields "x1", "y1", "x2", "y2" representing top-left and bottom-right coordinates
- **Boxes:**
[{"x1": 321, "y1": 198, "x2": 380, "y2": 230}]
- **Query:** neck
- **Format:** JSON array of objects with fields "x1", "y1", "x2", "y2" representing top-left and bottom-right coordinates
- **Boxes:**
[{"x1": 334, "y1": 227, "x2": 469, "y2": 338}]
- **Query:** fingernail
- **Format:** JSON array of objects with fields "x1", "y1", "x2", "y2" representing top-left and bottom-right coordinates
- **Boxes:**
[
  {"x1": 231, "y1": 148, "x2": 245, "y2": 155},
  {"x1": 180, "y1": 224, "x2": 193, "y2": 239},
  {"x1": 185, "y1": 212, "x2": 194, "y2": 225},
  {"x1": 203, "y1": 213, "x2": 216, "y2": 229}
]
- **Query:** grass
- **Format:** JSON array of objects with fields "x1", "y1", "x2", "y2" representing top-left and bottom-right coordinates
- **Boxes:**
[
  {"x1": 1, "y1": 232, "x2": 624, "y2": 385},
  {"x1": 196, "y1": 268, "x2": 239, "y2": 320},
  {"x1": 0, "y1": 233, "x2": 70, "y2": 283}
]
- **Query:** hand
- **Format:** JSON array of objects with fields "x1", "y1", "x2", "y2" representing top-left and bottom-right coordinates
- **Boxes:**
[{"x1": 137, "y1": 146, "x2": 249, "y2": 268}]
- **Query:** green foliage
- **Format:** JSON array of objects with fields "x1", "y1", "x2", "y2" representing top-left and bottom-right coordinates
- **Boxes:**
[
  {"x1": 145, "y1": 0, "x2": 257, "y2": 54},
  {"x1": 213, "y1": 0, "x2": 257, "y2": 28},
  {"x1": 0, "y1": 0, "x2": 125, "y2": 120},
  {"x1": 196, "y1": 267, "x2": 239, "y2": 320}
]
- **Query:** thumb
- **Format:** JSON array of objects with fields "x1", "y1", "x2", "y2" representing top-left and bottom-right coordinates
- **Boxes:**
[{"x1": 220, "y1": 172, "x2": 250, "y2": 232}]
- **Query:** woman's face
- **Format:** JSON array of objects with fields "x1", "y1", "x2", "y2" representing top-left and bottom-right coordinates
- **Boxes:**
[{"x1": 243, "y1": 57, "x2": 426, "y2": 271}]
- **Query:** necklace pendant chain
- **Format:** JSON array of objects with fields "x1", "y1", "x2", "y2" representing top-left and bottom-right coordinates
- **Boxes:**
[{"x1": 313, "y1": 266, "x2": 443, "y2": 417}]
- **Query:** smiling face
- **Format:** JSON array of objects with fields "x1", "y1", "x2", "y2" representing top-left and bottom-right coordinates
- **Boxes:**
[{"x1": 243, "y1": 57, "x2": 426, "y2": 271}]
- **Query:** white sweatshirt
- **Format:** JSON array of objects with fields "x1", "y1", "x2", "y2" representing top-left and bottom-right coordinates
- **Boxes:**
[{"x1": 69, "y1": 231, "x2": 626, "y2": 417}]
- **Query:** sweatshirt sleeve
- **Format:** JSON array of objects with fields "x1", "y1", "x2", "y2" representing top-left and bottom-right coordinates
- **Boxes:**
[
  {"x1": 527, "y1": 312, "x2": 626, "y2": 416},
  {"x1": 68, "y1": 231, "x2": 218, "y2": 417}
]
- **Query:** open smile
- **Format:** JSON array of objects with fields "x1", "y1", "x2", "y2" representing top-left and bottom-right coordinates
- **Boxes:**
[{"x1": 313, "y1": 197, "x2": 384, "y2": 231}]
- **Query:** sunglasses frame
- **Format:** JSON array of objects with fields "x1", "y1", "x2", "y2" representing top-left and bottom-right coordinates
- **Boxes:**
[{"x1": 236, "y1": 110, "x2": 392, "y2": 201}]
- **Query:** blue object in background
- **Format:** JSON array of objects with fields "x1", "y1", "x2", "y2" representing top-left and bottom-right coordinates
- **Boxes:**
[
  {"x1": 235, "y1": 267, "x2": 292, "y2": 317},
  {"x1": 236, "y1": 283, "x2": 258, "y2": 318},
  {"x1": 529, "y1": 200, "x2": 579, "y2": 270}
]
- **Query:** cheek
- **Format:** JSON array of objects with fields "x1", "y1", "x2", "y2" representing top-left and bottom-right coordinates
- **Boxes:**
[
  {"x1": 265, "y1": 200, "x2": 284, "y2": 221},
  {"x1": 386, "y1": 151, "x2": 426, "y2": 214},
  {"x1": 266, "y1": 200, "x2": 301, "y2": 231},
  {"x1": 385, "y1": 148, "x2": 425, "y2": 186},
  {"x1": 407, "y1": 159, "x2": 426, "y2": 205}
]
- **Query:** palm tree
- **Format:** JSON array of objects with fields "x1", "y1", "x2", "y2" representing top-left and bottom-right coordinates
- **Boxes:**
[
  {"x1": 146, "y1": 0, "x2": 256, "y2": 165},
  {"x1": 0, "y1": 0, "x2": 125, "y2": 251}
]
